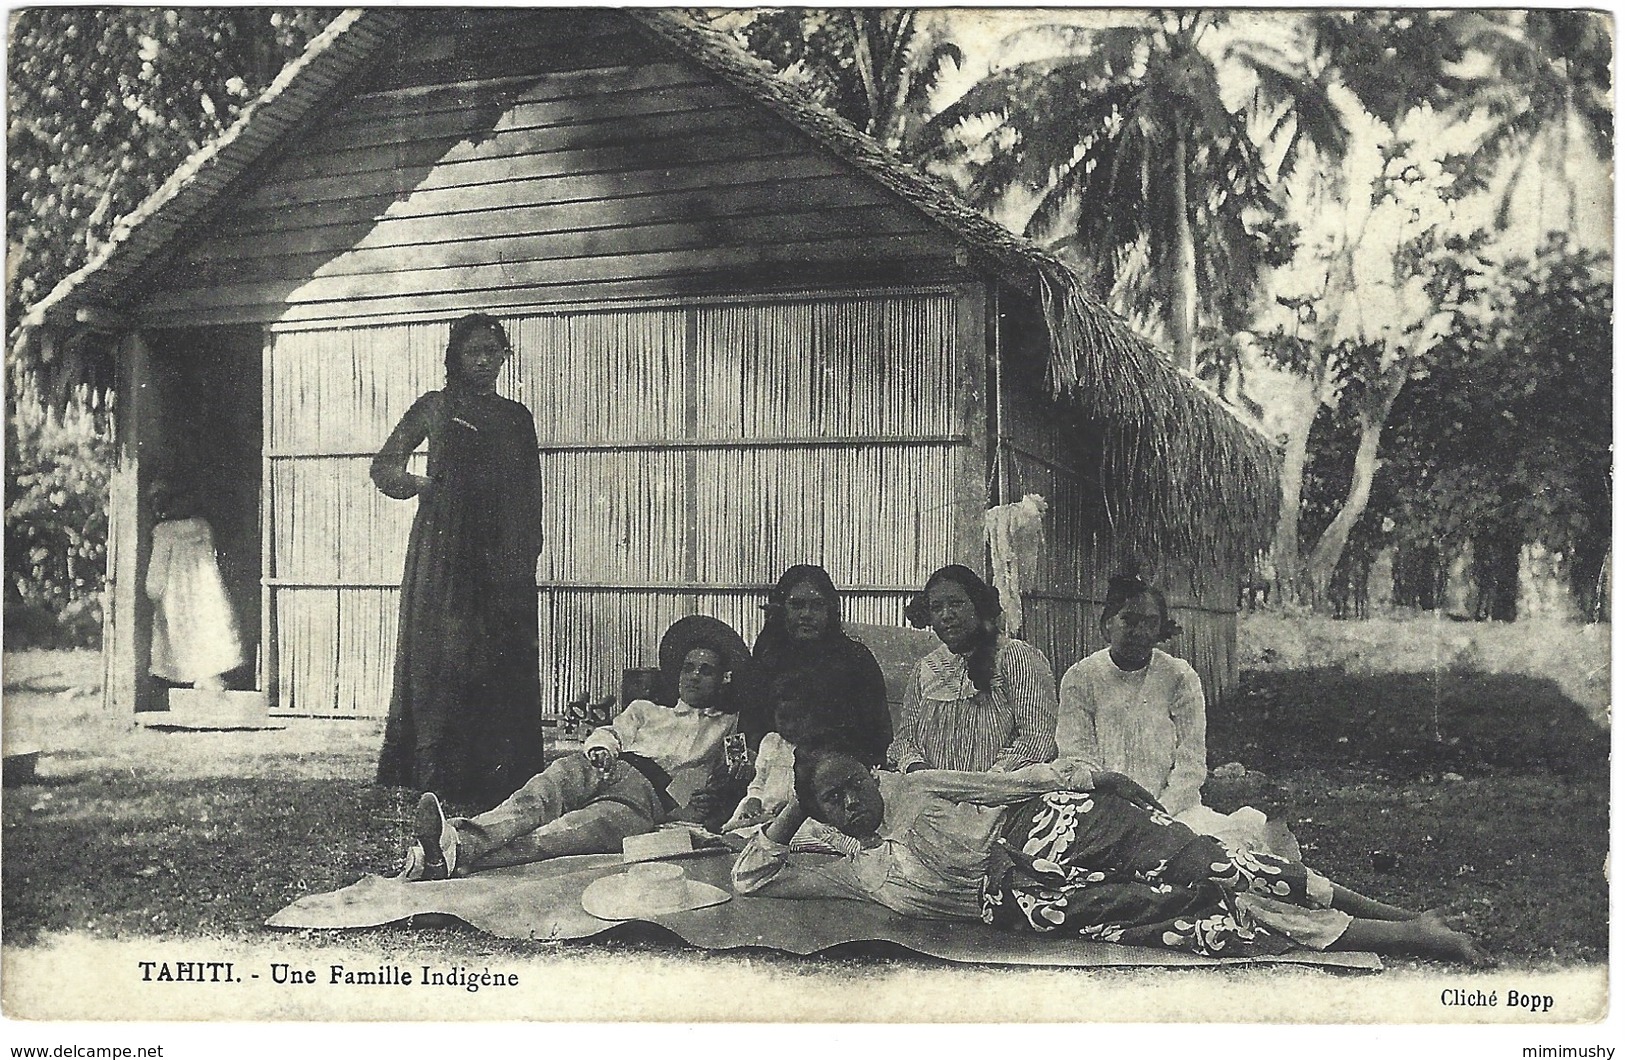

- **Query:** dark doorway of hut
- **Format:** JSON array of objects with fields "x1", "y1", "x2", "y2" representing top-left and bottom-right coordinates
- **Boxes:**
[{"x1": 132, "y1": 325, "x2": 269, "y2": 729}]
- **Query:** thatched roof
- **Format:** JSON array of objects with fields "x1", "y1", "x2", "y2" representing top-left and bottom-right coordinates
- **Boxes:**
[
  {"x1": 20, "y1": 8, "x2": 1277, "y2": 570},
  {"x1": 18, "y1": 11, "x2": 406, "y2": 332}
]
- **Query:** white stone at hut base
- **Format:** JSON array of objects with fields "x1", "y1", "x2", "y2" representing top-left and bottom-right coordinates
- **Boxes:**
[{"x1": 138, "y1": 688, "x2": 280, "y2": 730}]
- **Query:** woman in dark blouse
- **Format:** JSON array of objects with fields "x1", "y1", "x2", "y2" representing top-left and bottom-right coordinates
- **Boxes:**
[{"x1": 745, "y1": 564, "x2": 892, "y2": 763}]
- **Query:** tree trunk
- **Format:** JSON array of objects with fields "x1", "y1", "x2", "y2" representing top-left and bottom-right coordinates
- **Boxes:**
[
  {"x1": 1303, "y1": 368, "x2": 1406, "y2": 604},
  {"x1": 1270, "y1": 392, "x2": 1312, "y2": 604},
  {"x1": 1168, "y1": 126, "x2": 1197, "y2": 373},
  {"x1": 1471, "y1": 507, "x2": 1522, "y2": 621},
  {"x1": 1302, "y1": 417, "x2": 1381, "y2": 603},
  {"x1": 1392, "y1": 541, "x2": 1443, "y2": 610},
  {"x1": 849, "y1": 11, "x2": 883, "y2": 138},
  {"x1": 1269, "y1": 357, "x2": 1330, "y2": 606}
]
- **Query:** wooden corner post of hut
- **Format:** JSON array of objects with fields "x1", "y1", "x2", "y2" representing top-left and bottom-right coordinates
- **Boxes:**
[
  {"x1": 102, "y1": 331, "x2": 157, "y2": 716},
  {"x1": 952, "y1": 281, "x2": 993, "y2": 577}
]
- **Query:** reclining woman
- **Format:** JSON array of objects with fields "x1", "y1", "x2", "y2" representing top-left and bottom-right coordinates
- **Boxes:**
[
  {"x1": 733, "y1": 745, "x2": 1489, "y2": 963},
  {"x1": 404, "y1": 616, "x2": 750, "y2": 878},
  {"x1": 888, "y1": 565, "x2": 1056, "y2": 773}
]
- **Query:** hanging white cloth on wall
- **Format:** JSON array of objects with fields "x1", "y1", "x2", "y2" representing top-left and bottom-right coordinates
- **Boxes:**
[{"x1": 984, "y1": 493, "x2": 1049, "y2": 637}]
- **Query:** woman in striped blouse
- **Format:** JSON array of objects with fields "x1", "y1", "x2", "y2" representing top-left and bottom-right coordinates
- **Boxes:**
[{"x1": 888, "y1": 565, "x2": 1058, "y2": 773}]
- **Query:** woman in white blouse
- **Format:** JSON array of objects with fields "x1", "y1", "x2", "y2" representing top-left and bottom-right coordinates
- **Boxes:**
[{"x1": 1057, "y1": 574, "x2": 1275, "y2": 854}]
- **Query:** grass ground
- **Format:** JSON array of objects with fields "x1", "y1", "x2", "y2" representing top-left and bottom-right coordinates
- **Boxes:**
[{"x1": 0, "y1": 616, "x2": 1610, "y2": 1021}]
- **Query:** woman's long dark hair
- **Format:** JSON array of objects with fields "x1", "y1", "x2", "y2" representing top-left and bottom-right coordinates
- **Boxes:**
[
  {"x1": 905, "y1": 564, "x2": 1002, "y2": 692},
  {"x1": 754, "y1": 564, "x2": 845, "y2": 662},
  {"x1": 444, "y1": 312, "x2": 512, "y2": 388}
]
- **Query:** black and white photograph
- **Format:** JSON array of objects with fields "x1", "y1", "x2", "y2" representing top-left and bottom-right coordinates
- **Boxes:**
[{"x1": 1, "y1": 4, "x2": 1612, "y2": 1049}]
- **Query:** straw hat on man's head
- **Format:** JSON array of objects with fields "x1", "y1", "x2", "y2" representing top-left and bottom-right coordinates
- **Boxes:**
[{"x1": 657, "y1": 615, "x2": 754, "y2": 711}]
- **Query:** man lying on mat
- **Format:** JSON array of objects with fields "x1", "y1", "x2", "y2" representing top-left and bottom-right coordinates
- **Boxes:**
[
  {"x1": 403, "y1": 616, "x2": 750, "y2": 879},
  {"x1": 732, "y1": 746, "x2": 1490, "y2": 964}
]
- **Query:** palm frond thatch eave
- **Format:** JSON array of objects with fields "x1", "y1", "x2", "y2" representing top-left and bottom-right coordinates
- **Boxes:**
[{"x1": 1038, "y1": 263, "x2": 1280, "y2": 572}]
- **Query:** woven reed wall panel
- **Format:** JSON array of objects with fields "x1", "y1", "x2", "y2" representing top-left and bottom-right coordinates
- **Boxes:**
[
  {"x1": 537, "y1": 445, "x2": 961, "y2": 587},
  {"x1": 274, "y1": 589, "x2": 340, "y2": 715},
  {"x1": 694, "y1": 295, "x2": 956, "y2": 438},
  {"x1": 513, "y1": 311, "x2": 689, "y2": 444},
  {"x1": 270, "y1": 457, "x2": 418, "y2": 583},
  {"x1": 1005, "y1": 450, "x2": 1239, "y2": 608},
  {"x1": 335, "y1": 589, "x2": 399, "y2": 717},
  {"x1": 264, "y1": 291, "x2": 971, "y2": 716},
  {"x1": 1017, "y1": 597, "x2": 1087, "y2": 686},
  {"x1": 269, "y1": 325, "x2": 444, "y2": 451},
  {"x1": 1004, "y1": 450, "x2": 1100, "y2": 594},
  {"x1": 538, "y1": 449, "x2": 689, "y2": 583},
  {"x1": 689, "y1": 445, "x2": 961, "y2": 587}
]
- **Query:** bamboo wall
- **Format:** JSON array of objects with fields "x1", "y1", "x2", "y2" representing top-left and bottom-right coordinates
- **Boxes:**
[{"x1": 266, "y1": 289, "x2": 968, "y2": 715}]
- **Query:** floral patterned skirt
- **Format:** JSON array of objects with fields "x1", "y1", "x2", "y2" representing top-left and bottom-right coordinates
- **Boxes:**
[{"x1": 980, "y1": 790, "x2": 1327, "y2": 958}]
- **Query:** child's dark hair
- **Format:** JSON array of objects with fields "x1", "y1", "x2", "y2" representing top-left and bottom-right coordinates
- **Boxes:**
[
  {"x1": 1101, "y1": 573, "x2": 1180, "y2": 642},
  {"x1": 905, "y1": 565, "x2": 1003, "y2": 691},
  {"x1": 791, "y1": 743, "x2": 830, "y2": 821},
  {"x1": 150, "y1": 478, "x2": 204, "y2": 521}
]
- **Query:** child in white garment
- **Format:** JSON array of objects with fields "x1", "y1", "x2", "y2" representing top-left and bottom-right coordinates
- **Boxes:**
[
  {"x1": 145, "y1": 484, "x2": 244, "y2": 689},
  {"x1": 721, "y1": 730, "x2": 797, "y2": 832}
]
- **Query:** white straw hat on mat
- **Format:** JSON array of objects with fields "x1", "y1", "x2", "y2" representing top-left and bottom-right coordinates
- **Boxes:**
[{"x1": 581, "y1": 863, "x2": 730, "y2": 921}]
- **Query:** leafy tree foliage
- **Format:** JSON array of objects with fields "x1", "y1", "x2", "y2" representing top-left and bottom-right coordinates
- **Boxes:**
[
  {"x1": 1378, "y1": 237, "x2": 1612, "y2": 619},
  {"x1": 922, "y1": 12, "x2": 1299, "y2": 371},
  {"x1": 1302, "y1": 10, "x2": 1477, "y2": 127},
  {"x1": 4, "y1": 389, "x2": 113, "y2": 647},
  {"x1": 1253, "y1": 133, "x2": 1494, "y2": 609},
  {"x1": 7, "y1": 9, "x2": 333, "y2": 370},
  {"x1": 713, "y1": 8, "x2": 961, "y2": 155},
  {"x1": 1443, "y1": 10, "x2": 1613, "y2": 229},
  {"x1": 6, "y1": 10, "x2": 330, "y2": 641}
]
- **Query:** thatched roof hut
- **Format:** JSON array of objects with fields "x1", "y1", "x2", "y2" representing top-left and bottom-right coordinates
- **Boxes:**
[{"x1": 19, "y1": 9, "x2": 1277, "y2": 718}]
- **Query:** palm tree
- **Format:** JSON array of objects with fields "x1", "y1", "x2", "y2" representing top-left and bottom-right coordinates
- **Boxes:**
[
  {"x1": 722, "y1": 9, "x2": 963, "y2": 158},
  {"x1": 923, "y1": 11, "x2": 1346, "y2": 372},
  {"x1": 1445, "y1": 10, "x2": 1612, "y2": 232}
]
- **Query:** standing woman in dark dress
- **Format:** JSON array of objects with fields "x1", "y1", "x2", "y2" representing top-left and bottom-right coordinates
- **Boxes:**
[{"x1": 372, "y1": 313, "x2": 544, "y2": 807}]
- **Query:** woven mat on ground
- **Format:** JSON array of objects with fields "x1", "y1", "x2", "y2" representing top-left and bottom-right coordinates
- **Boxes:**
[{"x1": 266, "y1": 850, "x2": 1380, "y2": 970}]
